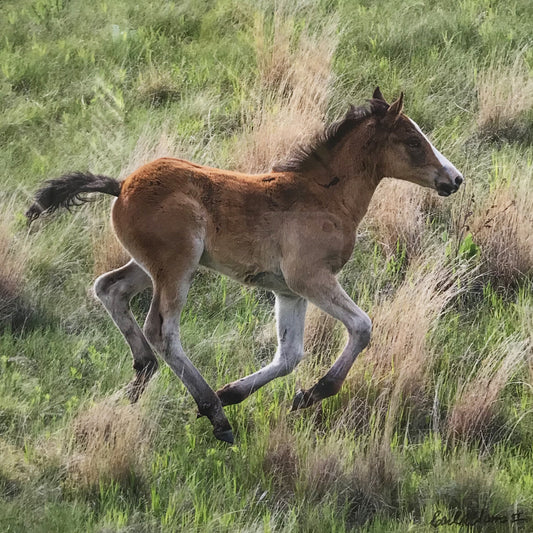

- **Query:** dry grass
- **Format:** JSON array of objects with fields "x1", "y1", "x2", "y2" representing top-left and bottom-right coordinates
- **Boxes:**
[
  {"x1": 338, "y1": 245, "x2": 472, "y2": 436},
  {"x1": 302, "y1": 425, "x2": 402, "y2": 525},
  {"x1": 473, "y1": 187, "x2": 532, "y2": 283},
  {"x1": 92, "y1": 225, "x2": 130, "y2": 277},
  {"x1": 365, "y1": 179, "x2": 441, "y2": 258},
  {"x1": 263, "y1": 417, "x2": 401, "y2": 525},
  {"x1": 470, "y1": 184, "x2": 533, "y2": 287},
  {"x1": 0, "y1": 201, "x2": 31, "y2": 329},
  {"x1": 477, "y1": 54, "x2": 533, "y2": 133},
  {"x1": 469, "y1": 156, "x2": 533, "y2": 287},
  {"x1": 66, "y1": 398, "x2": 154, "y2": 490},
  {"x1": 262, "y1": 419, "x2": 298, "y2": 496},
  {"x1": 364, "y1": 247, "x2": 469, "y2": 398},
  {"x1": 304, "y1": 304, "x2": 344, "y2": 362},
  {"x1": 233, "y1": 11, "x2": 338, "y2": 173},
  {"x1": 446, "y1": 336, "x2": 530, "y2": 444},
  {"x1": 298, "y1": 441, "x2": 345, "y2": 501},
  {"x1": 254, "y1": 9, "x2": 294, "y2": 93},
  {"x1": 119, "y1": 127, "x2": 188, "y2": 179},
  {"x1": 346, "y1": 434, "x2": 402, "y2": 518}
]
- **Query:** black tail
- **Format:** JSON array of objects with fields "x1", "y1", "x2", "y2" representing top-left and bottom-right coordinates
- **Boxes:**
[{"x1": 26, "y1": 171, "x2": 121, "y2": 222}]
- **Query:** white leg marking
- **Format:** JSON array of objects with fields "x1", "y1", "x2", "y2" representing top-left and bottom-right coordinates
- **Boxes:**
[{"x1": 218, "y1": 293, "x2": 307, "y2": 402}]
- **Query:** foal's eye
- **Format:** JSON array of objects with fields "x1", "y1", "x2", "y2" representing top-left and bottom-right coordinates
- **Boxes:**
[{"x1": 407, "y1": 138, "x2": 422, "y2": 149}]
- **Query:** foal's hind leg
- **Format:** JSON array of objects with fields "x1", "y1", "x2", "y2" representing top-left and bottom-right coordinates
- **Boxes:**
[
  {"x1": 216, "y1": 292, "x2": 307, "y2": 406},
  {"x1": 286, "y1": 271, "x2": 371, "y2": 410},
  {"x1": 143, "y1": 248, "x2": 233, "y2": 443},
  {"x1": 94, "y1": 260, "x2": 157, "y2": 402}
]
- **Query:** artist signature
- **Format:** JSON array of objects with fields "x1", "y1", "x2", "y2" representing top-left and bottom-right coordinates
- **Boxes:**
[{"x1": 430, "y1": 509, "x2": 526, "y2": 528}]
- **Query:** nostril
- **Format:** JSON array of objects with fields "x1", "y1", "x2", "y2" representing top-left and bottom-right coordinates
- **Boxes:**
[{"x1": 454, "y1": 175, "x2": 464, "y2": 186}]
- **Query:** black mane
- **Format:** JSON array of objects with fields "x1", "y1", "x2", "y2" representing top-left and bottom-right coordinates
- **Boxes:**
[{"x1": 272, "y1": 98, "x2": 389, "y2": 173}]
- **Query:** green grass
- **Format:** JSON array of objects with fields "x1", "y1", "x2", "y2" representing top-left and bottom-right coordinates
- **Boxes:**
[{"x1": 1, "y1": 0, "x2": 533, "y2": 531}]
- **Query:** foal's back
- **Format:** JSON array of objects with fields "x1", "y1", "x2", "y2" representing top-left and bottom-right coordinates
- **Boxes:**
[{"x1": 111, "y1": 157, "x2": 326, "y2": 288}]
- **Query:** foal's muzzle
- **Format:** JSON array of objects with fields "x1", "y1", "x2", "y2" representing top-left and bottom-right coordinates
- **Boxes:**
[{"x1": 436, "y1": 168, "x2": 464, "y2": 197}]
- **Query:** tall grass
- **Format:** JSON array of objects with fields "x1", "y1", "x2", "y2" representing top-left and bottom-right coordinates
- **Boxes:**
[
  {"x1": 477, "y1": 53, "x2": 533, "y2": 136},
  {"x1": 0, "y1": 198, "x2": 31, "y2": 329},
  {"x1": 469, "y1": 150, "x2": 533, "y2": 286},
  {"x1": 446, "y1": 335, "x2": 530, "y2": 444},
  {"x1": 232, "y1": 11, "x2": 338, "y2": 173},
  {"x1": 364, "y1": 245, "x2": 470, "y2": 395},
  {"x1": 336, "y1": 242, "x2": 474, "y2": 442},
  {"x1": 365, "y1": 180, "x2": 438, "y2": 258},
  {"x1": 67, "y1": 396, "x2": 155, "y2": 490}
]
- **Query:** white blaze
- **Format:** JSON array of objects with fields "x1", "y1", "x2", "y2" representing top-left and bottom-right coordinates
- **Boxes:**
[{"x1": 408, "y1": 118, "x2": 462, "y2": 179}]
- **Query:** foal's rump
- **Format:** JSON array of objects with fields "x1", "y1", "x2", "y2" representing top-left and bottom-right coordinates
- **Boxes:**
[{"x1": 107, "y1": 158, "x2": 271, "y2": 282}]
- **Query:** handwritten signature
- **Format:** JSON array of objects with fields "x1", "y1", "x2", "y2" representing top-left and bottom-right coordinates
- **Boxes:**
[{"x1": 430, "y1": 509, "x2": 526, "y2": 528}]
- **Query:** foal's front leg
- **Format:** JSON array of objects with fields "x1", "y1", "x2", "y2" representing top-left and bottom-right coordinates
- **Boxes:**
[
  {"x1": 287, "y1": 271, "x2": 372, "y2": 410},
  {"x1": 216, "y1": 292, "x2": 307, "y2": 406}
]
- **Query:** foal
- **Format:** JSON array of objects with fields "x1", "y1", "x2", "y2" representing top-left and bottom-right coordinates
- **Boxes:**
[{"x1": 27, "y1": 88, "x2": 463, "y2": 443}]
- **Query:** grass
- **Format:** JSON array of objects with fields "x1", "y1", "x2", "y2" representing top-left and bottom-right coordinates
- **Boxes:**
[
  {"x1": 477, "y1": 52, "x2": 533, "y2": 140},
  {"x1": 468, "y1": 148, "x2": 533, "y2": 287},
  {"x1": 1, "y1": 0, "x2": 533, "y2": 531},
  {"x1": 0, "y1": 199, "x2": 32, "y2": 331}
]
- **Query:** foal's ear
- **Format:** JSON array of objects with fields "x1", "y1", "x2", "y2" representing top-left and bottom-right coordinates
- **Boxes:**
[
  {"x1": 372, "y1": 86, "x2": 387, "y2": 102},
  {"x1": 387, "y1": 92, "x2": 404, "y2": 117}
]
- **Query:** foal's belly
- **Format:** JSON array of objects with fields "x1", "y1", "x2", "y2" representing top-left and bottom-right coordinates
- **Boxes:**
[
  {"x1": 240, "y1": 270, "x2": 290, "y2": 292},
  {"x1": 199, "y1": 251, "x2": 290, "y2": 293}
]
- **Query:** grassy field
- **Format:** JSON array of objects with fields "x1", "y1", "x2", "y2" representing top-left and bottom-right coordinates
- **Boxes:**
[{"x1": 1, "y1": 0, "x2": 532, "y2": 531}]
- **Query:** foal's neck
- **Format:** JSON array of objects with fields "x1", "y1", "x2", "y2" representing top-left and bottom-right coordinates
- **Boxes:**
[{"x1": 316, "y1": 125, "x2": 382, "y2": 225}]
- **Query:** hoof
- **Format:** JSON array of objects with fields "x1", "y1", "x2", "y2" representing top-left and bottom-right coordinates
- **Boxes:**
[
  {"x1": 291, "y1": 378, "x2": 343, "y2": 411},
  {"x1": 216, "y1": 383, "x2": 246, "y2": 406},
  {"x1": 290, "y1": 389, "x2": 313, "y2": 411},
  {"x1": 126, "y1": 378, "x2": 146, "y2": 404},
  {"x1": 214, "y1": 428, "x2": 235, "y2": 444},
  {"x1": 127, "y1": 360, "x2": 158, "y2": 403},
  {"x1": 127, "y1": 387, "x2": 140, "y2": 404}
]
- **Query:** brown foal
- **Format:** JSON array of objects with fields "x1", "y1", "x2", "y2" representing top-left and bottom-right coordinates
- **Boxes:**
[{"x1": 27, "y1": 88, "x2": 463, "y2": 443}]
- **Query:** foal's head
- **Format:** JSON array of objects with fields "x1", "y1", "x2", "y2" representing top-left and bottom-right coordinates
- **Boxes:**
[
  {"x1": 274, "y1": 87, "x2": 463, "y2": 196},
  {"x1": 370, "y1": 87, "x2": 463, "y2": 196}
]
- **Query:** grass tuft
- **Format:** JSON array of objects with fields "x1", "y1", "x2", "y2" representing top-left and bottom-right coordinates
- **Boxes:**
[
  {"x1": 262, "y1": 419, "x2": 298, "y2": 497},
  {"x1": 477, "y1": 54, "x2": 533, "y2": 140},
  {"x1": 0, "y1": 201, "x2": 32, "y2": 330},
  {"x1": 366, "y1": 180, "x2": 441, "y2": 259},
  {"x1": 233, "y1": 11, "x2": 338, "y2": 173},
  {"x1": 446, "y1": 336, "x2": 530, "y2": 444},
  {"x1": 360, "y1": 245, "x2": 470, "y2": 405},
  {"x1": 469, "y1": 154, "x2": 533, "y2": 287},
  {"x1": 66, "y1": 397, "x2": 154, "y2": 491}
]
